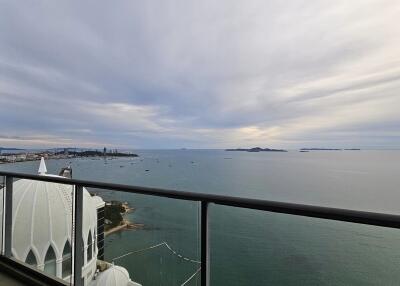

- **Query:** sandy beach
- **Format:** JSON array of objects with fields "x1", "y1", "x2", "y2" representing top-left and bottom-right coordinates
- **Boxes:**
[{"x1": 105, "y1": 220, "x2": 129, "y2": 236}]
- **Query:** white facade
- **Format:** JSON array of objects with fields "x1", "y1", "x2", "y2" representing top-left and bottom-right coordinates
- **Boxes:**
[
  {"x1": 0, "y1": 159, "x2": 141, "y2": 286},
  {"x1": 7, "y1": 178, "x2": 98, "y2": 283}
]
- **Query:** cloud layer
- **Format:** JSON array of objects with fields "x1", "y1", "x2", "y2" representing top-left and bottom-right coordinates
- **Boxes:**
[{"x1": 1, "y1": 1, "x2": 400, "y2": 149}]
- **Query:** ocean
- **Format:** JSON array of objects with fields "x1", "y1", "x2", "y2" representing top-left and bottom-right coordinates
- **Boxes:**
[{"x1": 1, "y1": 150, "x2": 400, "y2": 285}]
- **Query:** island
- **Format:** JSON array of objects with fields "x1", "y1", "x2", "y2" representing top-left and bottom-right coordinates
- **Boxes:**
[
  {"x1": 300, "y1": 148, "x2": 342, "y2": 151},
  {"x1": 300, "y1": 148, "x2": 361, "y2": 151},
  {"x1": 55, "y1": 150, "x2": 138, "y2": 157},
  {"x1": 0, "y1": 147, "x2": 24, "y2": 151},
  {"x1": 226, "y1": 147, "x2": 287, "y2": 152},
  {"x1": 104, "y1": 201, "x2": 143, "y2": 236}
]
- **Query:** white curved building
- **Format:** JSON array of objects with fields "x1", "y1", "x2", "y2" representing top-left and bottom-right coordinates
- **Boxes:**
[
  {"x1": 0, "y1": 158, "x2": 141, "y2": 286},
  {"x1": 92, "y1": 265, "x2": 139, "y2": 286}
]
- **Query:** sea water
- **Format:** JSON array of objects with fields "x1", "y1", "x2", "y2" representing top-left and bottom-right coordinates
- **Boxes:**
[{"x1": 1, "y1": 150, "x2": 400, "y2": 285}]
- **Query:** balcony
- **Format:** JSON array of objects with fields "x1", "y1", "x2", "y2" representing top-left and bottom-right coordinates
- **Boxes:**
[
  {"x1": 1, "y1": 170, "x2": 400, "y2": 286},
  {"x1": 0, "y1": 269, "x2": 25, "y2": 285}
]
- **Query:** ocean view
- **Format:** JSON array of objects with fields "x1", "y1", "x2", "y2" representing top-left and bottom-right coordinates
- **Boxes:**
[
  {"x1": 2, "y1": 2, "x2": 400, "y2": 285},
  {"x1": 1, "y1": 149, "x2": 400, "y2": 285}
]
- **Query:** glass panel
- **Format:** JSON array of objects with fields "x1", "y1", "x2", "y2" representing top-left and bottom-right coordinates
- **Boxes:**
[
  {"x1": 85, "y1": 187, "x2": 201, "y2": 286},
  {"x1": 62, "y1": 241, "x2": 72, "y2": 278},
  {"x1": 44, "y1": 246, "x2": 57, "y2": 276},
  {"x1": 209, "y1": 205, "x2": 400, "y2": 285},
  {"x1": 79, "y1": 183, "x2": 97, "y2": 286},
  {"x1": 8, "y1": 177, "x2": 73, "y2": 285},
  {"x1": 0, "y1": 175, "x2": 4, "y2": 255},
  {"x1": 82, "y1": 238, "x2": 85, "y2": 265}
]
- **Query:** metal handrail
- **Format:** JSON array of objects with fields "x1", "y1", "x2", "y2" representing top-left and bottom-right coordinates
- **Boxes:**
[
  {"x1": 1, "y1": 170, "x2": 400, "y2": 286},
  {"x1": 1, "y1": 171, "x2": 400, "y2": 228}
]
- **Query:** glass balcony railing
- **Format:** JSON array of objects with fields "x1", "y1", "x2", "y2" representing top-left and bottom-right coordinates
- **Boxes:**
[
  {"x1": 0, "y1": 177, "x2": 74, "y2": 285},
  {"x1": 0, "y1": 175, "x2": 4, "y2": 256},
  {"x1": 209, "y1": 205, "x2": 400, "y2": 285},
  {"x1": 1, "y1": 170, "x2": 400, "y2": 286},
  {"x1": 85, "y1": 188, "x2": 201, "y2": 285}
]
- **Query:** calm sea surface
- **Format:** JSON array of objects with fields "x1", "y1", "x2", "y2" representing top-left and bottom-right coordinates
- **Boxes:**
[{"x1": 1, "y1": 150, "x2": 400, "y2": 285}]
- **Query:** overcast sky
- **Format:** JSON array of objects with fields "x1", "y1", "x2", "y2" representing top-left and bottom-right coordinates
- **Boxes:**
[{"x1": 1, "y1": 1, "x2": 399, "y2": 149}]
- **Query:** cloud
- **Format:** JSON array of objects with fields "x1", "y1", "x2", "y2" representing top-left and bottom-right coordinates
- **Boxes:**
[{"x1": 0, "y1": 0, "x2": 399, "y2": 148}]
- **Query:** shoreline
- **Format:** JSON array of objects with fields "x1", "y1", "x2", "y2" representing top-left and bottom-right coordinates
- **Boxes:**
[
  {"x1": 105, "y1": 221, "x2": 129, "y2": 236},
  {"x1": 0, "y1": 156, "x2": 137, "y2": 165},
  {"x1": 104, "y1": 203, "x2": 144, "y2": 236},
  {"x1": 105, "y1": 219, "x2": 144, "y2": 236},
  {"x1": 0, "y1": 151, "x2": 138, "y2": 164}
]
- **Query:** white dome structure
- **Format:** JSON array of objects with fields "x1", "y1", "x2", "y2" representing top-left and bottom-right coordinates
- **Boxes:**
[
  {"x1": 0, "y1": 158, "x2": 141, "y2": 286},
  {"x1": 90, "y1": 265, "x2": 141, "y2": 286},
  {"x1": 10, "y1": 179, "x2": 98, "y2": 281}
]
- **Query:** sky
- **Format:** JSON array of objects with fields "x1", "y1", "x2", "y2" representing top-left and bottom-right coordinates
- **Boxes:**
[{"x1": 0, "y1": 1, "x2": 400, "y2": 149}]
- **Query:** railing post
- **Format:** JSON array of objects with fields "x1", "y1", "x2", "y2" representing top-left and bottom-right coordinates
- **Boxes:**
[
  {"x1": 73, "y1": 185, "x2": 84, "y2": 286},
  {"x1": 201, "y1": 201, "x2": 210, "y2": 286},
  {"x1": 4, "y1": 176, "x2": 13, "y2": 257}
]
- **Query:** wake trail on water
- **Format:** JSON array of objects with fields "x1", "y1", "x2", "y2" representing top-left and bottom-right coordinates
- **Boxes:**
[{"x1": 111, "y1": 241, "x2": 201, "y2": 285}]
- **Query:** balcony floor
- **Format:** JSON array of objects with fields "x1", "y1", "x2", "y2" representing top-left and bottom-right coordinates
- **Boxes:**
[{"x1": 0, "y1": 269, "x2": 27, "y2": 286}]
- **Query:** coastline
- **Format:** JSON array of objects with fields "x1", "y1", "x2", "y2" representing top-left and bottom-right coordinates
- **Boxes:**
[
  {"x1": 0, "y1": 150, "x2": 138, "y2": 164},
  {"x1": 105, "y1": 220, "x2": 129, "y2": 236},
  {"x1": 104, "y1": 203, "x2": 144, "y2": 236},
  {"x1": 105, "y1": 219, "x2": 144, "y2": 236}
]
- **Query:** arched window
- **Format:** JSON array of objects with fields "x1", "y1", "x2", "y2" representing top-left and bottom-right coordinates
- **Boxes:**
[
  {"x1": 44, "y1": 245, "x2": 56, "y2": 276},
  {"x1": 87, "y1": 231, "x2": 93, "y2": 261},
  {"x1": 62, "y1": 241, "x2": 72, "y2": 278},
  {"x1": 25, "y1": 249, "x2": 37, "y2": 266}
]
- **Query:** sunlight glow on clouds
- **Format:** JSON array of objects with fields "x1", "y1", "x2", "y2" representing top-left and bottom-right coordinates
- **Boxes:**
[{"x1": 0, "y1": 0, "x2": 399, "y2": 149}]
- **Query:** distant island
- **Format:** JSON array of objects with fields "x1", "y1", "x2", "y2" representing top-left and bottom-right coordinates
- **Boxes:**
[
  {"x1": 55, "y1": 150, "x2": 138, "y2": 157},
  {"x1": 0, "y1": 147, "x2": 24, "y2": 151},
  {"x1": 103, "y1": 200, "x2": 143, "y2": 236},
  {"x1": 226, "y1": 147, "x2": 288, "y2": 152},
  {"x1": 300, "y1": 148, "x2": 361, "y2": 151}
]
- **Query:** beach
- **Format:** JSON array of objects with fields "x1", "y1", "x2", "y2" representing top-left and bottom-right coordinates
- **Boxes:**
[{"x1": 104, "y1": 203, "x2": 143, "y2": 236}]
